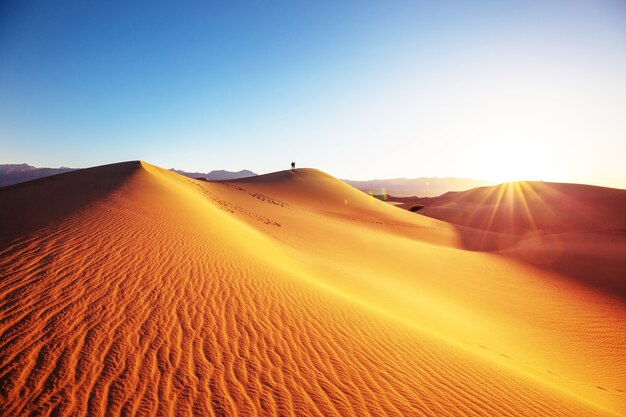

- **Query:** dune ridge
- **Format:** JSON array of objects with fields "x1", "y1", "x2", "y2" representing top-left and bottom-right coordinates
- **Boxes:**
[{"x1": 0, "y1": 161, "x2": 624, "y2": 416}]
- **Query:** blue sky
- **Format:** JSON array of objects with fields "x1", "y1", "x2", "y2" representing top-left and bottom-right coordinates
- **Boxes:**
[{"x1": 1, "y1": 0, "x2": 625, "y2": 186}]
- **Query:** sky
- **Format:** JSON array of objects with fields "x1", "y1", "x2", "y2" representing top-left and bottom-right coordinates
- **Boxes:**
[{"x1": 1, "y1": 0, "x2": 625, "y2": 186}]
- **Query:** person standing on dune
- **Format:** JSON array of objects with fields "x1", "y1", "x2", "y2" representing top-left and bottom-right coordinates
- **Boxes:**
[{"x1": 291, "y1": 162, "x2": 296, "y2": 171}]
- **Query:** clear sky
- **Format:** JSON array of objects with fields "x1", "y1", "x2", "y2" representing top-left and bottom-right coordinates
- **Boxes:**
[{"x1": 1, "y1": 0, "x2": 625, "y2": 186}]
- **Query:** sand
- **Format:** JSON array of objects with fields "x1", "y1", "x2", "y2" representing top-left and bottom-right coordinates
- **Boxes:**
[
  {"x1": 411, "y1": 181, "x2": 626, "y2": 296},
  {"x1": 0, "y1": 161, "x2": 624, "y2": 416}
]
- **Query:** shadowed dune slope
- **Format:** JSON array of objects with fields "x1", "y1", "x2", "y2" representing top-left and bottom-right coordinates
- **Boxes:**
[
  {"x1": 406, "y1": 181, "x2": 626, "y2": 296},
  {"x1": 0, "y1": 162, "x2": 142, "y2": 247},
  {"x1": 412, "y1": 181, "x2": 626, "y2": 235},
  {"x1": 1, "y1": 162, "x2": 625, "y2": 416}
]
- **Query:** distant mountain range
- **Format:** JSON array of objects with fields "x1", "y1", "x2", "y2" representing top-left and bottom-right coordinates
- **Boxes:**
[
  {"x1": 0, "y1": 164, "x2": 76, "y2": 188},
  {"x1": 170, "y1": 168, "x2": 257, "y2": 181},
  {"x1": 0, "y1": 164, "x2": 258, "y2": 188},
  {"x1": 342, "y1": 177, "x2": 495, "y2": 197}
]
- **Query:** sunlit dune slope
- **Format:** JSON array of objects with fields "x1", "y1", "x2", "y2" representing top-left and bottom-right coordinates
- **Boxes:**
[
  {"x1": 405, "y1": 181, "x2": 626, "y2": 296},
  {"x1": 1, "y1": 162, "x2": 624, "y2": 416}
]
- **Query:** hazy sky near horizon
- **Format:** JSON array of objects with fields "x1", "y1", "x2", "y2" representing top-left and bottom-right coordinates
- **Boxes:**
[{"x1": 1, "y1": 0, "x2": 625, "y2": 186}]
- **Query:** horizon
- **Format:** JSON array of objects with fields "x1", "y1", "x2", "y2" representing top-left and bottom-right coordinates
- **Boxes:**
[
  {"x1": 3, "y1": 140, "x2": 626, "y2": 417},
  {"x1": 4, "y1": 159, "x2": 626, "y2": 190},
  {"x1": 1, "y1": 1, "x2": 625, "y2": 187}
]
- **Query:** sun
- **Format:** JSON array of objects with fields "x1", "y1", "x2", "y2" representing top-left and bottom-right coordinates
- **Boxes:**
[{"x1": 472, "y1": 141, "x2": 547, "y2": 184}]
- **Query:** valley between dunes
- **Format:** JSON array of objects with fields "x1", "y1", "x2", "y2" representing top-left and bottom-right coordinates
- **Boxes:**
[{"x1": 0, "y1": 161, "x2": 625, "y2": 416}]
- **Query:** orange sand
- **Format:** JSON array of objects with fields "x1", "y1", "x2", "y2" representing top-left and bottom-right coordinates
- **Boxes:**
[{"x1": 0, "y1": 162, "x2": 624, "y2": 416}]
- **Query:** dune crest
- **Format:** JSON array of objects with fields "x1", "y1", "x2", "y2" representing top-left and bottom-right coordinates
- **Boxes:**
[{"x1": 1, "y1": 162, "x2": 624, "y2": 416}]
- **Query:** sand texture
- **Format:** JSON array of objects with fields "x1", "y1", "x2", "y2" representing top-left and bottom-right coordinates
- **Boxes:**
[{"x1": 1, "y1": 162, "x2": 624, "y2": 416}]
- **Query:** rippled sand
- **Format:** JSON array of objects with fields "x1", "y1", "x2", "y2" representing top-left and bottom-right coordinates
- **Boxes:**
[{"x1": 0, "y1": 161, "x2": 624, "y2": 416}]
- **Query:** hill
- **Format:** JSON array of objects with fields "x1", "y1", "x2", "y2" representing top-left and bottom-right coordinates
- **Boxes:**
[
  {"x1": 405, "y1": 181, "x2": 626, "y2": 295},
  {"x1": 409, "y1": 181, "x2": 626, "y2": 234},
  {"x1": 170, "y1": 168, "x2": 257, "y2": 180},
  {"x1": 0, "y1": 162, "x2": 624, "y2": 416},
  {"x1": 0, "y1": 163, "x2": 76, "y2": 187}
]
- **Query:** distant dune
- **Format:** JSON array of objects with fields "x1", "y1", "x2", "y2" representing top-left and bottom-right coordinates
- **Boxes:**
[
  {"x1": 343, "y1": 176, "x2": 494, "y2": 197},
  {"x1": 407, "y1": 181, "x2": 626, "y2": 234},
  {"x1": 403, "y1": 181, "x2": 626, "y2": 297},
  {"x1": 0, "y1": 162, "x2": 624, "y2": 416}
]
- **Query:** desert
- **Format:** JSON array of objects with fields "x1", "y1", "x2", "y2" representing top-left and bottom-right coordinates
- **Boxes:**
[{"x1": 1, "y1": 161, "x2": 624, "y2": 416}]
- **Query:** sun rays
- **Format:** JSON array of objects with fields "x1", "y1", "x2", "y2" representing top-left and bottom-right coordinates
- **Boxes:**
[{"x1": 453, "y1": 181, "x2": 562, "y2": 251}]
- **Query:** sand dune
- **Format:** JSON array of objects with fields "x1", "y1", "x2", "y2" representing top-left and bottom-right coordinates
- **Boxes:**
[
  {"x1": 412, "y1": 181, "x2": 626, "y2": 235},
  {"x1": 408, "y1": 181, "x2": 626, "y2": 296},
  {"x1": 1, "y1": 162, "x2": 624, "y2": 416}
]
